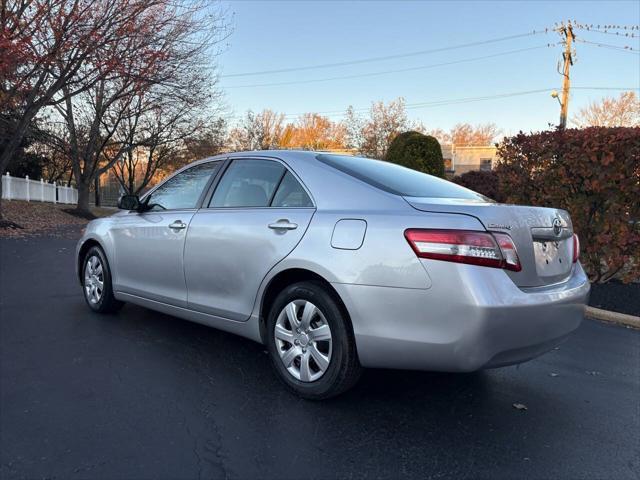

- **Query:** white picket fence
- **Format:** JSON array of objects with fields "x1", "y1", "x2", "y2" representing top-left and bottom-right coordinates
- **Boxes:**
[{"x1": 1, "y1": 172, "x2": 78, "y2": 205}]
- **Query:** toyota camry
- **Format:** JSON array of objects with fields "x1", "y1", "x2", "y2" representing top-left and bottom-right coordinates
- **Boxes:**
[{"x1": 76, "y1": 150, "x2": 590, "y2": 399}]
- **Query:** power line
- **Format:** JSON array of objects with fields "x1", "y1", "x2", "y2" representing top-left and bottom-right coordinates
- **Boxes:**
[
  {"x1": 574, "y1": 27, "x2": 638, "y2": 38},
  {"x1": 403, "y1": 86, "x2": 639, "y2": 110},
  {"x1": 576, "y1": 38, "x2": 640, "y2": 54},
  {"x1": 219, "y1": 30, "x2": 548, "y2": 78},
  {"x1": 571, "y1": 22, "x2": 640, "y2": 33},
  {"x1": 572, "y1": 86, "x2": 640, "y2": 90},
  {"x1": 222, "y1": 45, "x2": 554, "y2": 89},
  {"x1": 228, "y1": 86, "x2": 639, "y2": 121}
]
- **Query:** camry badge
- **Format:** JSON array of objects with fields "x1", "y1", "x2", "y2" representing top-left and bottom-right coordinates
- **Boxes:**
[
  {"x1": 488, "y1": 223, "x2": 511, "y2": 230},
  {"x1": 552, "y1": 217, "x2": 563, "y2": 237}
]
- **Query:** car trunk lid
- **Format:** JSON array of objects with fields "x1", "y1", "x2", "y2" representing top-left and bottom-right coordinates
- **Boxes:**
[{"x1": 404, "y1": 197, "x2": 574, "y2": 287}]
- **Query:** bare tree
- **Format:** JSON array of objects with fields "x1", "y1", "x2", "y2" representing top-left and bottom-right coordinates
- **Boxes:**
[
  {"x1": 572, "y1": 91, "x2": 640, "y2": 128},
  {"x1": 227, "y1": 109, "x2": 286, "y2": 151},
  {"x1": 344, "y1": 98, "x2": 409, "y2": 158},
  {"x1": 177, "y1": 119, "x2": 228, "y2": 166},
  {"x1": 109, "y1": 85, "x2": 221, "y2": 196},
  {"x1": 422, "y1": 128, "x2": 451, "y2": 145},
  {"x1": 344, "y1": 105, "x2": 364, "y2": 150},
  {"x1": 29, "y1": 124, "x2": 75, "y2": 184}
]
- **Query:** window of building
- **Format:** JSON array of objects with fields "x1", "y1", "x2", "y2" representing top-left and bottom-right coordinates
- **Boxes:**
[
  {"x1": 443, "y1": 158, "x2": 453, "y2": 171},
  {"x1": 480, "y1": 159, "x2": 492, "y2": 171}
]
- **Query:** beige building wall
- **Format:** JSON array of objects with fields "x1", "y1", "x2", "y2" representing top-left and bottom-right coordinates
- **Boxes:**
[{"x1": 441, "y1": 145, "x2": 498, "y2": 176}]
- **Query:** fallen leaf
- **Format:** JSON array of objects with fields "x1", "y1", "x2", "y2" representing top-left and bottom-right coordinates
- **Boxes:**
[
  {"x1": 513, "y1": 403, "x2": 528, "y2": 411},
  {"x1": 549, "y1": 373, "x2": 559, "y2": 377}
]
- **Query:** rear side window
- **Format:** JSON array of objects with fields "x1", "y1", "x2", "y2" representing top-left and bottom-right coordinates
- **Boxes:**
[
  {"x1": 210, "y1": 159, "x2": 285, "y2": 207},
  {"x1": 317, "y1": 154, "x2": 486, "y2": 200},
  {"x1": 272, "y1": 172, "x2": 313, "y2": 207}
]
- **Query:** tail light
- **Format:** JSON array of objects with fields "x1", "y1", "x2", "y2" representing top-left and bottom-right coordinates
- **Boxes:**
[
  {"x1": 404, "y1": 229, "x2": 521, "y2": 272},
  {"x1": 572, "y1": 233, "x2": 580, "y2": 263}
]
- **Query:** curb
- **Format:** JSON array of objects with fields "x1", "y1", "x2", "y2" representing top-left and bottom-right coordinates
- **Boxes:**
[{"x1": 585, "y1": 306, "x2": 640, "y2": 329}]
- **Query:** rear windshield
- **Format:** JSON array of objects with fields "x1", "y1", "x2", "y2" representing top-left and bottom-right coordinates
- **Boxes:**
[{"x1": 317, "y1": 154, "x2": 486, "y2": 200}]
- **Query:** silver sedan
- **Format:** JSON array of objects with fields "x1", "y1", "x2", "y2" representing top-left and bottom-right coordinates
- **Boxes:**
[{"x1": 76, "y1": 151, "x2": 590, "y2": 399}]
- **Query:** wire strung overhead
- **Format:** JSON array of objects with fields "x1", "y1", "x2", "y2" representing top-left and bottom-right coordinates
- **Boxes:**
[
  {"x1": 570, "y1": 21, "x2": 640, "y2": 35},
  {"x1": 228, "y1": 86, "x2": 639, "y2": 120},
  {"x1": 223, "y1": 45, "x2": 555, "y2": 89},
  {"x1": 576, "y1": 38, "x2": 640, "y2": 54},
  {"x1": 220, "y1": 30, "x2": 549, "y2": 78}
]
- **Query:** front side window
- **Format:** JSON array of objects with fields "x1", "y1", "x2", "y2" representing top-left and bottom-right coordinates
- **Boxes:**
[
  {"x1": 210, "y1": 159, "x2": 285, "y2": 207},
  {"x1": 148, "y1": 162, "x2": 220, "y2": 210}
]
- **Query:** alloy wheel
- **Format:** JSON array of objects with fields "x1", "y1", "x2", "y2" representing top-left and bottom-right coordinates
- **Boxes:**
[{"x1": 84, "y1": 255, "x2": 104, "y2": 305}]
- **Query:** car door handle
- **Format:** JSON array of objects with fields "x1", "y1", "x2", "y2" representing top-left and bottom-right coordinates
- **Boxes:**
[
  {"x1": 268, "y1": 220, "x2": 298, "y2": 231},
  {"x1": 168, "y1": 220, "x2": 187, "y2": 230}
]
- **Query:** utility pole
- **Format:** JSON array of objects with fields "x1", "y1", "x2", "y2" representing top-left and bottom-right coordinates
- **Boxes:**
[{"x1": 556, "y1": 21, "x2": 575, "y2": 129}]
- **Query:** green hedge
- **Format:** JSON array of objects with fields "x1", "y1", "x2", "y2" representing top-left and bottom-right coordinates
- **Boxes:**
[{"x1": 385, "y1": 131, "x2": 445, "y2": 178}]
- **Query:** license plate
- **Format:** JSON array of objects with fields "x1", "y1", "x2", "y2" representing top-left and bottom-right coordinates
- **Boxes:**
[{"x1": 533, "y1": 239, "x2": 571, "y2": 277}]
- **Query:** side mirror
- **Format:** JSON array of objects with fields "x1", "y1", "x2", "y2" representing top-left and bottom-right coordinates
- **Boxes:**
[{"x1": 118, "y1": 194, "x2": 140, "y2": 211}]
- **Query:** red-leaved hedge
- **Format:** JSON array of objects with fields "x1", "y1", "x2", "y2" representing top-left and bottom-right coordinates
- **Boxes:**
[
  {"x1": 452, "y1": 170, "x2": 506, "y2": 202},
  {"x1": 495, "y1": 127, "x2": 639, "y2": 283}
]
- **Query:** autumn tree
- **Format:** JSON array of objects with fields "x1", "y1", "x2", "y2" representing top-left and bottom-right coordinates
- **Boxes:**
[
  {"x1": 280, "y1": 113, "x2": 346, "y2": 150},
  {"x1": 0, "y1": 0, "x2": 179, "y2": 216},
  {"x1": 448, "y1": 123, "x2": 501, "y2": 146},
  {"x1": 572, "y1": 91, "x2": 640, "y2": 128},
  {"x1": 42, "y1": 0, "x2": 228, "y2": 213}
]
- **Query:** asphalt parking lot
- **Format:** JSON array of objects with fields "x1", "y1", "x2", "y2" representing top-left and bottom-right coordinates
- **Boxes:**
[{"x1": 1, "y1": 231, "x2": 639, "y2": 480}]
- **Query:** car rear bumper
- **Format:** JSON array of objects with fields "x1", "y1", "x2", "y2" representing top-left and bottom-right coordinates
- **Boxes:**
[{"x1": 332, "y1": 262, "x2": 590, "y2": 371}]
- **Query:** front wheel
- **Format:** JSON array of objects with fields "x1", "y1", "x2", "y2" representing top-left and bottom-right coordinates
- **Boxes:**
[
  {"x1": 266, "y1": 281, "x2": 362, "y2": 400},
  {"x1": 82, "y1": 246, "x2": 123, "y2": 314}
]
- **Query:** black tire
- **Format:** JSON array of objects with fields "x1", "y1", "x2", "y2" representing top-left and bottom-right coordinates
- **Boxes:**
[
  {"x1": 81, "y1": 245, "x2": 123, "y2": 314},
  {"x1": 266, "y1": 281, "x2": 362, "y2": 400}
]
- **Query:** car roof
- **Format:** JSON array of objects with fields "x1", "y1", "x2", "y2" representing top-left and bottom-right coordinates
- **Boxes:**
[{"x1": 220, "y1": 149, "x2": 322, "y2": 164}]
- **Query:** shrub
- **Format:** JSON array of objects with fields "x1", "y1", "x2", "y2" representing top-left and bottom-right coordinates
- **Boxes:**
[
  {"x1": 495, "y1": 127, "x2": 640, "y2": 283},
  {"x1": 8, "y1": 152, "x2": 44, "y2": 179},
  {"x1": 452, "y1": 170, "x2": 506, "y2": 202},
  {"x1": 385, "y1": 131, "x2": 445, "y2": 178}
]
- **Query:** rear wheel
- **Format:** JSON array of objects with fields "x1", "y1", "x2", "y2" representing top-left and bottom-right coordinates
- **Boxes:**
[
  {"x1": 266, "y1": 281, "x2": 362, "y2": 399},
  {"x1": 82, "y1": 246, "x2": 123, "y2": 314}
]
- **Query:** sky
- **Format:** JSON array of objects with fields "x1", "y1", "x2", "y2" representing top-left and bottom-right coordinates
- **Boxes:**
[{"x1": 215, "y1": 0, "x2": 640, "y2": 134}]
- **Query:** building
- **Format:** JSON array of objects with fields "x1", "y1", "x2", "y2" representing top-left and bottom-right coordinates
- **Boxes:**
[{"x1": 440, "y1": 145, "x2": 498, "y2": 176}]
